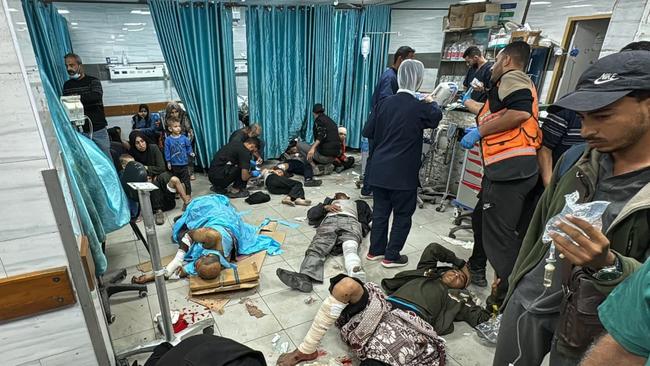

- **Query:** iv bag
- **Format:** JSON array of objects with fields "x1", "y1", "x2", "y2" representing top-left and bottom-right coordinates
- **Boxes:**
[{"x1": 542, "y1": 191, "x2": 610, "y2": 244}]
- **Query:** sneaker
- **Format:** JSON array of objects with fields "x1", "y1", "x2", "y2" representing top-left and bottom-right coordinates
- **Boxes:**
[
  {"x1": 227, "y1": 189, "x2": 250, "y2": 199},
  {"x1": 294, "y1": 198, "x2": 312, "y2": 206},
  {"x1": 469, "y1": 268, "x2": 488, "y2": 287},
  {"x1": 190, "y1": 174, "x2": 196, "y2": 181},
  {"x1": 210, "y1": 186, "x2": 226, "y2": 194},
  {"x1": 276, "y1": 268, "x2": 313, "y2": 293},
  {"x1": 282, "y1": 196, "x2": 295, "y2": 206},
  {"x1": 381, "y1": 255, "x2": 409, "y2": 268},
  {"x1": 304, "y1": 179, "x2": 322, "y2": 187},
  {"x1": 366, "y1": 253, "x2": 385, "y2": 261},
  {"x1": 154, "y1": 210, "x2": 165, "y2": 226}
]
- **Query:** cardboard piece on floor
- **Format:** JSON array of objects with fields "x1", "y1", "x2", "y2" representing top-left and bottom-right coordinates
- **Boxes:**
[
  {"x1": 191, "y1": 281, "x2": 259, "y2": 296},
  {"x1": 189, "y1": 294, "x2": 230, "y2": 315},
  {"x1": 138, "y1": 255, "x2": 175, "y2": 273},
  {"x1": 189, "y1": 251, "x2": 265, "y2": 293}
]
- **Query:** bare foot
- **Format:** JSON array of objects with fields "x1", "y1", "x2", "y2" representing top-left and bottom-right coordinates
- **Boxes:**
[
  {"x1": 131, "y1": 273, "x2": 155, "y2": 284},
  {"x1": 294, "y1": 198, "x2": 312, "y2": 206},
  {"x1": 282, "y1": 197, "x2": 295, "y2": 206},
  {"x1": 276, "y1": 349, "x2": 318, "y2": 366}
]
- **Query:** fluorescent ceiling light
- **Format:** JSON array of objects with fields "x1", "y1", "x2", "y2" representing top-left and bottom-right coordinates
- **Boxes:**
[
  {"x1": 110, "y1": 34, "x2": 116, "y2": 39},
  {"x1": 127, "y1": 27, "x2": 145, "y2": 32},
  {"x1": 130, "y1": 9, "x2": 150, "y2": 15},
  {"x1": 8, "y1": 8, "x2": 17, "y2": 12},
  {"x1": 71, "y1": 26, "x2": 79, "y2": 29},
  {"x1": 16, "y1": 21, "x2": 26, "y2": 25},
  {"x1": 70, "y1": 22, "x2": 78, "y2": 25},
  {"x1": 531, "y1": 1, "x2": 551, "y2": 5},
  {"x1": 123, "y1": 22, "x2": 146, "y2": 26},
  {"x1": 118, "y1": 34, "x2": 125, "y2": 37},
  {"x1": 57, "y1": 9, "x2": 69, "y2": 14},
  {"x1": 562, "y1": 4, "x2": 591, "y2": 8}
]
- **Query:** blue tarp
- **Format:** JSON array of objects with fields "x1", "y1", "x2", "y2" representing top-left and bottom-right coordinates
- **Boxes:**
[{"x1": 172, "y1": 194, "x2": 283, "y2": 256}]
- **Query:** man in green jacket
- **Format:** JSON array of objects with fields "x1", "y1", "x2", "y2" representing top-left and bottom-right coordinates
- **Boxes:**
[{"x1": 493, "y1": 50, "x2": 650, "y2": 366}]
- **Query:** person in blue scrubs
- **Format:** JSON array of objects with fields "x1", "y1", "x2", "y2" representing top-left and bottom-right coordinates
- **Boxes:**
[
  {"x1": 361, "y1": 46, "x2": 416, "y2": 197},
  {"x1": 362, "y1": 60, "x2": 443, "y2": 268}
]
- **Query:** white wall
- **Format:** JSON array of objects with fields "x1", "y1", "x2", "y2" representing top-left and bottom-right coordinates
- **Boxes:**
[{"x1": 0, "y1": 3, "x2": 106, "y2": 365}]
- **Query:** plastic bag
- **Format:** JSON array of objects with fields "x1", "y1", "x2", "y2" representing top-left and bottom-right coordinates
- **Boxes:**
[
  {"x1": 542, "y1": 191, "x2": 610, "y2": 244},
  {"x1": 476, "y1": 314, "x2": 501, "y2": 346}
]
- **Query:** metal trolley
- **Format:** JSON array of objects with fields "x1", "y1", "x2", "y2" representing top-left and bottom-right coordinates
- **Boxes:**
[{"x1": 449, "y1": 144, "x2": 483, "y2": 239}]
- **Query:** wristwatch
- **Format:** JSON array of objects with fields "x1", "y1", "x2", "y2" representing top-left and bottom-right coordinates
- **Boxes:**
[{"x1": 592, "y1": 255, "x2": 623, "y2": 281}]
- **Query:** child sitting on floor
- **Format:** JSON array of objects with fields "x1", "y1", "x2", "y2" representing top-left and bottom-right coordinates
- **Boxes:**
[{"x1": 262, "y1": 167, "x2": 312, "y2": 207}]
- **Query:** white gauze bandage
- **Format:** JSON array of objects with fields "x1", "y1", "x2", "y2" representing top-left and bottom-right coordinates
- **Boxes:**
[
  {"x1": 165, "y1": 248, "x2": 186, "y2": 278},
  {"x1": 342, "y1": 240, "x2": 365, "y2": 281},
  {"x1": 297, "y1": 295, "x2": 347, "y2": 354}
]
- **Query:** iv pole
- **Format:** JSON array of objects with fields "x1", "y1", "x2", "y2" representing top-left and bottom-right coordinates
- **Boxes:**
[{"x1": 115, "y1": 182, "x2": 214, "y2": 365}]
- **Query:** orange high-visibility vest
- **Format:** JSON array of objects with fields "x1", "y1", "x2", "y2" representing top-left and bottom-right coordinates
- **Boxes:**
[{"x1": 477, "y1": 82, "x2": 542, "y2": 167}]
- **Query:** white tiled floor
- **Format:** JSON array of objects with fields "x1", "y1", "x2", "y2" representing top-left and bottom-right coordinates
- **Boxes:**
[{"x1": 104, "y1": 160, "x2": 496, "y2": 365}]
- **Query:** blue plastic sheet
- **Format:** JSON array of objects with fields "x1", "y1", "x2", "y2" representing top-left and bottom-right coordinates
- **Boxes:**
[{"x1": 173, "y1": 195, "x2": 283, "y2": 256}]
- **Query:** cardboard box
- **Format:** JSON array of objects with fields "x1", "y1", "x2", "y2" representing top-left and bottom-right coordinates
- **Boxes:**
[
  {"x1": 473, "y1": 12, "x2": 500, "y2": 28},
  {"x1": 447, "y1": 3, "x2": 486, "y2": 30},
  {"x1": 485, "y1": 3, "x2": 501, "y2": 13},
  {"x1": 511, "y1": 30, "x2": 542, "y2": 45}
]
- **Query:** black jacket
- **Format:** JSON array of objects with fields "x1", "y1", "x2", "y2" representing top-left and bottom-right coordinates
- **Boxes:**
[
  {"x1": 145, "y1": 335, "x2": 266, "y2": 366},
  {"x1": 307, "y1": 197, "x2": 372, "y2": 237}
]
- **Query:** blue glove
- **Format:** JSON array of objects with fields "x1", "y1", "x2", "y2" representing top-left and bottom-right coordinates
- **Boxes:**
[
  {"x1": 460, "y1": 127, "x2": 481, "y2": 149},
  {"x1": 461, "y1": 89, "x2": 473, "y2": 104},
  {"x1": 251, "y1": 170, "x2": 261, "y2": 178},
  {"x1": 250, "y1": 159, "x2": 258, "y2": 168}
]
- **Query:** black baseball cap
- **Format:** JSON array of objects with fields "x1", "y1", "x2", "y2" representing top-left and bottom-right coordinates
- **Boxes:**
[{"x1": 553, "y1": 50, "x2": 650, "y2": 112}]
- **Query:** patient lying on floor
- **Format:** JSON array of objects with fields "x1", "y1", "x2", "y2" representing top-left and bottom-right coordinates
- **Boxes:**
[{"x1": 132, "y1": 227, "x2": 232, "y2": 284}]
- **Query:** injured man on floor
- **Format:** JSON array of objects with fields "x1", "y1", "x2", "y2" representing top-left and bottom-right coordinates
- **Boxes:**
[
  {"x1": 278, "y1": 243, "x2": 491, "y2": 366},
  {"x1": 276, "y1": 192, "x2": 372, "y2": 292},
  {"x1": 132, "y1": 194, "x2": 281, "y2": 284}
]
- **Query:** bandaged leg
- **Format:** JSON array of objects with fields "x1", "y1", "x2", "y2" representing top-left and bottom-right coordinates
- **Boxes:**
[
  {"x1": 342, "y1": 240, "x2": 365, "y2": 281},
  {"x1": 165, "y1": 248, "x2": 186, "y2": 279},
  {"x1": 297, "y1": 295, "x2": 348, "y2": 354}
]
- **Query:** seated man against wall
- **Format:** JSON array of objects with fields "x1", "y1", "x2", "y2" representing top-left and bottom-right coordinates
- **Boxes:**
[
  {"x1": 277, "y1": 140, "x2": 322, "y2": 187},
  {"x1": 208, "y1": 137, "x2": 260, "y2": 198},
  {"x1": 297, "y1": 104, "x2": 341, "y2": 176},
  {"x1": 276, "y1": 193, "x2": 372, "y2": 292},
  {"x1": 332, "y1": 127, "x2": 355, "y2": 173},
  {"x1": 277, "y1": 279, "x2": 444, "y2": 366}
]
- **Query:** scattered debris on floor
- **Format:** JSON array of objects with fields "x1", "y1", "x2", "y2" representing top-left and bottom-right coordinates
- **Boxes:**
[
  {"x1": 294, "y1": 217, "x2": 306, "y2": 222},
  {"x1": 304, "y1": 295, "x2": 317, "y2": 305},
  {"x1": 317, "y1": 349, "x2": 327, "y2": 357},
  {"x1": 242, "y1": 298, "x2": 266, "y2": 318},
  {"x1": 271, "y1": 333, "x2": 289, "y2": 354},
  {"x1": 438, "y1": 234, "x2": 474, "y2": 250},
  {"x1": 336, "y1": 355, "x2": 353, "y2": 365},
  {"x1": 189, "y1": 294, "x2": 230, "y2": 315}
]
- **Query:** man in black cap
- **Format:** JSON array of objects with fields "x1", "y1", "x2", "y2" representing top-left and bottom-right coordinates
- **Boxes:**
[
  {"x1": 296, "y1": 104, "x2": 341, "y2": 176},
  {"x1": 493, "y1": 50, "x2": 650, "y2": 365}
]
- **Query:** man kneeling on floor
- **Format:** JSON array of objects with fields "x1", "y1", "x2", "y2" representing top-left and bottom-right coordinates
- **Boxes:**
[
  {"x1": 276, "y1": 193, "x2": 371, "y2": 292},
  {"x1": 278, "y1": 243, "x2": 491, "y2": 366}
]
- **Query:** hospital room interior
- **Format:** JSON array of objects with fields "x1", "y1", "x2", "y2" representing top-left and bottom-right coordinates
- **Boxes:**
[{"x1": 2, "y1": 0, "x2": 650, "y2": 365}]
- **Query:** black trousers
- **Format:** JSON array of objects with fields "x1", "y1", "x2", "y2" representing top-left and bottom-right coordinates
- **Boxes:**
[
  {"x1": 265, "y1": 174, "x2": 305, "y2": 200},
  {"x1": 208, "y1": 165, "x2": 246, "y2": 191},
  {"x1": 285, "y1": 159, "x2": 314, "y2": 180},
  {"x1": 478, "y1": 175, "x2": 539, "y2": 301},
  {"x1": 468, "y1": 192, "x2": 486, "y2": 272},
  {"x1": 171, "y1": 165, "x2": 191, "y2": 195},
  {"x1": 150, "y1": 172, "x2": 176, "y2": 212},
  {"x1": 369, "y1": 186, "x2": 417, "y2": 261},
  {"x1": 333, "y1": 156, "x2": 355, "y2": 170}
]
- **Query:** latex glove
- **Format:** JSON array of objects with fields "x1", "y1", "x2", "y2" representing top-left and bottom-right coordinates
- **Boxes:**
[
  {"x1": 460, "y1": 127, "x2": 481, "y2": 149},
  {"x1": 461, "y1": 89, "x2": 473, "y2": 105},
  {"x1": 251, "y1": 170, "x2": 261, "y2": 178},
  {"x1": 250, "y1": 159, "x2": 258, "y2": 168}
]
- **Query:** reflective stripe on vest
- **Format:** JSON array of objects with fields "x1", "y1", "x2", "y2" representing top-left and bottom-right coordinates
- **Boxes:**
[{"x1": 477, "y1": 82, "x2": 541, "y2": 167}]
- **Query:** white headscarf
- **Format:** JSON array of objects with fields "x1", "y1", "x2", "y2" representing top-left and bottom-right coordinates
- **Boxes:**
[{"x1": 397, "y1": 59, "x2": 424, "y2": 95}]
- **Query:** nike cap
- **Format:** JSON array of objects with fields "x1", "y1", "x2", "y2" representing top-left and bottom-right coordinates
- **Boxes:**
[{"x1": 553, "y1": 50, "x2": 650, "y2": 112}]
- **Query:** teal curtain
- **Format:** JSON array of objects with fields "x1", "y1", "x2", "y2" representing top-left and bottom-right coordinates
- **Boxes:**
[
  {"x1": 246, "y1": 5, "x2": 390, "y2": 156},
  {"x1": 148, "y1": 0, "x2": 239, "y2": 167},
  {"x1": 21, "y1": 0, "x2": 72, "y2": 95},
  {"x1": 22, "y1": 0, "x2": 131, "y2": 275}
]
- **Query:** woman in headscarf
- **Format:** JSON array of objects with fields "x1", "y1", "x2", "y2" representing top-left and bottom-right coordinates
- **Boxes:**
[
  {"x1": 128, "y1": 131, "x2": 191, "y2": 225},
  {"x1": 362, "y1": 59, "x2": 443, "y2": 268},
  {"x1": 131, "y1": 104, "x2": 161, "y2": 141},
  {"x1": 164, "y1": 102, "x2": 195, "y2": 179}
]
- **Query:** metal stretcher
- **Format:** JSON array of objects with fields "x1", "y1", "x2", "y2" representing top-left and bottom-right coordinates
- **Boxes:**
[{"x1": 418, "y1": 122, "x2": 461, "y2": 211}]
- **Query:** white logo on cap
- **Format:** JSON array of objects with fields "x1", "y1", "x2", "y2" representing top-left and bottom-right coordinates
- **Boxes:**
[{"x1": 594, "y1": 73, "x2": 620, "y2": 85}]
